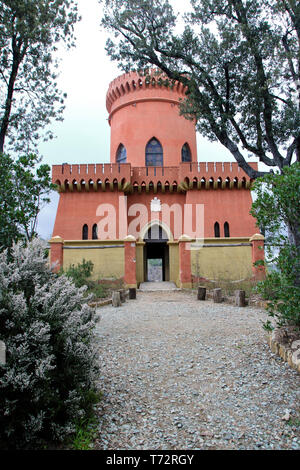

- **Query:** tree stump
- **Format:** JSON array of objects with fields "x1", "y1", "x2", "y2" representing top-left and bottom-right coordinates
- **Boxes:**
[
  {"x1": 118, "y1": 289, "x2": 126, "y2": 303},
  {"x1": 213, "y1": 288, "x2": 222, "y2": 303},
  {"x1": 129, "y1": 288, "x2": 136, "y2": 300},
  {"x1": 197, "y1": 286, "x2": 206, "y2": 300},
  {"x1": 235, "y1": 290, "x2": 246, "y2": 307},
  {"x1": 112, "y1": 291, "x2": 121, "y2": 307}
]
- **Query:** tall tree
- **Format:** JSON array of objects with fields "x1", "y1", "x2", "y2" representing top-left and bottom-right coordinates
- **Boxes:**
[
  {"x1": 0, "y1": 0, "x2": 80, "y2": 155},
  {"x1": 0, "y1": 153, "x2": 53, "y2": 250},
  {"x1": 100, "y1": 0, "x2": 300, "y2": 179}
]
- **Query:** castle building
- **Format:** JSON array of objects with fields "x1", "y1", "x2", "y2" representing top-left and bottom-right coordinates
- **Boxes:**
[{"x1": 50, "y1": 71, "x2": 265, "y2": 288}]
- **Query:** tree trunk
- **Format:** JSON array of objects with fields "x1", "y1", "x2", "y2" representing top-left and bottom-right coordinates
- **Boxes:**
[{"x1": 0, "y1": 38, "x2": 23, "y2": 155}]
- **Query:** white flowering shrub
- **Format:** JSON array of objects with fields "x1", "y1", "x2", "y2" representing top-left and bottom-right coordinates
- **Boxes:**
[{"x1": 0, "y1": 239, "x2": 100, "y2": 449}]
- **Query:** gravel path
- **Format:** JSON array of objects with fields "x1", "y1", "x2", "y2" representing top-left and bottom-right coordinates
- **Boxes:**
[{"x1": 94, "y1": 290, "x2": 300, "y2": 450}]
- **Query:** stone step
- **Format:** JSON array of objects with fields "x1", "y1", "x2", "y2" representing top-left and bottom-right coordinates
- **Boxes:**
[{"x1": 138, "y1": 281, "x2": 180, "y2": 292}]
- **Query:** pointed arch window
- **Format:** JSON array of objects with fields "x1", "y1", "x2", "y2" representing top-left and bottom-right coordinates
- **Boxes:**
[
  {"x1": 224, "y1": 222, "x2": 230, "y2": 238},
  {"x1": 181, "y1": 143, "x2": 192, "y2": 162},
  {"x1": 92, "y1": 223, "x2": 98, "y2": 240},
  {"x1": 116, "y1": 144, "x2": 127, "y2": 163},
  {"x1": 144, "y1": 225, "x2": 168, "y2": 242},
  {"x1": 82, "y1": 224, "x2": 88, "y2": 240},
  {"x1": 146, "y1": 138, "x2": 163, "y2": 167},
  {"x1": 214, "y1": 222, "x2": 220, "y2": 238}
]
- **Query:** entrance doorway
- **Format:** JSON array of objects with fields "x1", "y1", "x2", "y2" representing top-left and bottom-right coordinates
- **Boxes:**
[{"x1": 143, "y1": 225, "x2": 169, "y2": 282}]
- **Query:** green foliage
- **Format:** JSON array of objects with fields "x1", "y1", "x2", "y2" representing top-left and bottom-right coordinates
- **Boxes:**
[
  {"x1": 0, "y1": 153, "x2": 53, "y2": 251},
  {"x1": 0, "y1": 239, "x2": 100, "y2": 449},
  {"x1": 71, "y1": 414, "x2": 100, "y2": 450},
  {"x1": 63, "y1": 260, "x2": 109, "y2": 299},
  {"x1": 251, "y1": 164, "x2": 300, "y2": 245},
  {"x1": 64, "y1": 259, "x2": 94, "y2": 289},
  {"x1": 90, "y1": 283, "x2": 108, "y2": 299},
  {"x1": 100, "y1": 0, "x2": 300, "y2": 177},
  {"x1": 0, "y1": 0, "x2": 80, "y2": 154},
  {"x1": 251, "y1": 164, "x2": 300, "y2": 328}
]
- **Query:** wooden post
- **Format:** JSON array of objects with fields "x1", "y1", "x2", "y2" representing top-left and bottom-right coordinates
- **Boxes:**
[
  {"x1": 119, "y1": 289, "x2": 126, "y2": 303},
  {"x1": 129, "y1": 288, "x2": 136, "y2": 299},
  {"x1": 213, "y1": 288, "x2": 222, "y2": 303},
  {"x1": 235, "y1": 290, "x2": 246, "y2": 307},
  {"x1": 112, "y1": 291, "x2": 121, "y2": 307},
  {"x1": 197, "y1": 286, "x2": 206, "y2": 300}
]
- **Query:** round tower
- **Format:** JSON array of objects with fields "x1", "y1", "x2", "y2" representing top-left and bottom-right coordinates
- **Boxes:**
[{"x1": 106, "y1": 71, "x2": 197, "y2": 167}]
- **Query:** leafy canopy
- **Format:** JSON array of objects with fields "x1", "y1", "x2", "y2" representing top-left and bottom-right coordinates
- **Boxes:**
[
  {"x1": 100, "y1": 0, "x2": 300, "y2": 178},
  {"x1": 0, "y1": 153, "x2": 53, "y2": 250},
  {"x1": 0, "y1": 0, "x2": 80, "y2": 154}
]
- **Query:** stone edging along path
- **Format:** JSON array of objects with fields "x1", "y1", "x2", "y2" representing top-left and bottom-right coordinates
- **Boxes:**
[{"x1": 268, "y1": 333, "x2": 300, "y2": 374}]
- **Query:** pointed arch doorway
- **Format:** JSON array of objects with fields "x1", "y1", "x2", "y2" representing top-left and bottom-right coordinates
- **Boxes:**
[{"x1": 143, "y1": 224, "x2": 170, "y2": 282}]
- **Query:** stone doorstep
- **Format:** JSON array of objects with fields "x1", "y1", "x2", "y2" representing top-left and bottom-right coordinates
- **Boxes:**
[
  {"x1": 138, "y1": 281, "x2": 179, "y2": 292},
  {"x1": 268, "y1": 333, "x2": 300, "y2": 374}
]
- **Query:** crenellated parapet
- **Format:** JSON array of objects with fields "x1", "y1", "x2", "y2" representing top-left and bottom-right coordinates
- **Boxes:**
[
  {"x1": 106, "y1": 70, "x2": 197, "y2": 166},
  {"x1": 52, "y1": 161, "x2": 257, "y2": 193},
  {"x1": 179, "y1": 161, "x2": 257, "y2": 190},
  {"x1": 106, "y1": 70, "x2": 188, "y2": 121},
  {"x1": 52, "y1": 163, "x2": 132, "y2": 192}
]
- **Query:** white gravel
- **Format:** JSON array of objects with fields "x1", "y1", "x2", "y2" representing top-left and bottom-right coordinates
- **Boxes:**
[{"x1": 94, "y1": 290, "x2": 300, "y2": 450}]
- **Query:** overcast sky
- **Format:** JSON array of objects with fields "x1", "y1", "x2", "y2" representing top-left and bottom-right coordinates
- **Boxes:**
[{"x1": 36, "y1": 0, "x2": 250, "y2": 240}]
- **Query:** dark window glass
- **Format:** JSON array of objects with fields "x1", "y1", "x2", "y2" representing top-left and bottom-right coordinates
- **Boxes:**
[
  {"x1": 181, "y1": 143, "x2": 192, "y2": 162},
  {"x1": 214, "y1": 222, "x2": 220, "y2": 238},
  {"x1": 224, "y1": 222, "x2": 230, "y2": 238},
  {"x1": 92, "y1": 224, "x2": 98, "y2": 240},
  {"x1": 146, "y1": 138, "x2": 163, "y2": 167},
  {"x1": 82, "y1": 224, "x2": 88, "y2": 240},
  {"x1": 116, "y1": 144, "x2": 127, "y2": 163}
]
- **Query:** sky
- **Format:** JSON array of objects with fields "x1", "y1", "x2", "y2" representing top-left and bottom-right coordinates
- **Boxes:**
[{"x1": 36, "y1": 0, "x2": 256, "y2": 240}]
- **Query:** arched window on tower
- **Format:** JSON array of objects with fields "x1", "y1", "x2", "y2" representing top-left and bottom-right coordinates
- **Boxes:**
[
  {"x1": 181, "y1": 143, "x2": 192, "y2": 162},
  {"x1": 145, "y1": 138, "x2": 163, "y2": 167},
  {"x1": 224, "y1": 222, "x2": 230, "y2": 238},
  {"x1": 116, "y1": 144, "x2": 127, "y2": 163},
  {"x1": 214, "y1": 222, "x2": 220, "y2": 238},
  {"x1": 92, "y1": 223, "x2": 98, "y2": 240},
  {"x1": 82, "y1": 224, "x2": 88, "y2": 240}
]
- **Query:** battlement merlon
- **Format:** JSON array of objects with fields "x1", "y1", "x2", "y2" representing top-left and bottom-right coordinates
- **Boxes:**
[
  {"x1": 106, "y1": 70, "x2": 188, "y2": 116},
  {"x1": 52, "y1": 161, "x2": 257, "y2": 192}
]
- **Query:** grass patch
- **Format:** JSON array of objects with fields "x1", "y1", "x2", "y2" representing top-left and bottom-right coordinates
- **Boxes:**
[
  {"x1": 71, "y1": 416, "x2": 99, "y2": 450},
  {"x1": 287, "y1": 417, "x2": 300, "y2": 428},
  {"x1": 67, "y1": 389, "x2": 103, "y2": 450}
]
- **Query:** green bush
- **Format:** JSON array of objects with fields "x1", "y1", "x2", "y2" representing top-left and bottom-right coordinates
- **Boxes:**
[
  {"x1": 63, "y1": 260, "x2": 109, "y2": 299},
  {"x1": 0, "y1": 240, "x2": 100, "y2": 449},
  {"x1": 251, "y1": 164, "x2": 300, "y2": 330},
  {"x1": 64, "y1": 259, "x2": 94, "y2": 288},
  {"x1": 255, "y1": 247, "x2": 300, "y2": 329}
]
